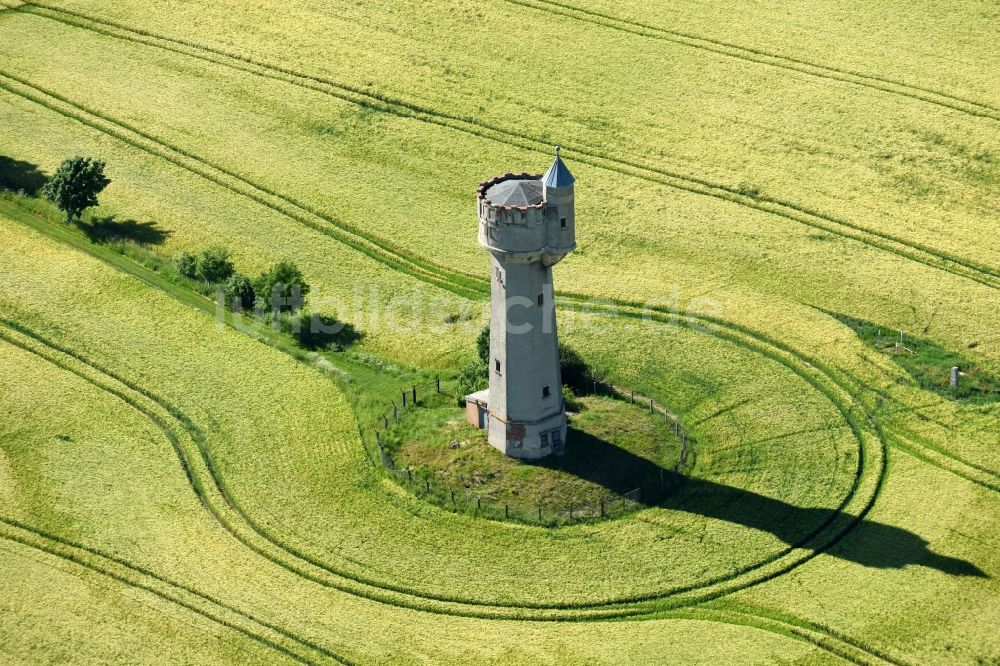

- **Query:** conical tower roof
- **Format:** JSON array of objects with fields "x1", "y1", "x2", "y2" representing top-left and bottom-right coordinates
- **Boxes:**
[{"x1": 542, "y1": 147, "x2": 574, "y2": 188}]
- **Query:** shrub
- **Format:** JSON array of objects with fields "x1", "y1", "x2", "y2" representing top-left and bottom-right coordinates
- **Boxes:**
[
  {"x1": 173, "y1": 250, "x2": 198, "y2": 278},
  {"x1": 456, "y1": 358, "x2": 488, "y2": 403},
  {"x1": 473, "y1": 325, "x2": 594, "y2": 392},
  {"x1": 558, "y1": 344, "x2": 593, "y2": 393},
  {"x1": 196, "y1": 246, "x2": 235, "y2": 283},
  {"x1": 41, "y1": 156, "x2": 111, "y2": 221},
  {"x1": 476, "y1": 324, "x2": 490, "y2": 364},
  {"x1": 255, "y1": 260, "x2": 310, "y2": 313},
  {"x1": 562, "y1": 385, "x2": 584, "y2": 412},
  {"x1": 277, "y1": 307, "x2": 358, "y2": 350},
  {"x1": 223, "y1": 273, "x2": 255, "y2": 310}
]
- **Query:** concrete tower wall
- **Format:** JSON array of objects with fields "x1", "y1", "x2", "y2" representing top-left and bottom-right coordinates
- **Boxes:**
[
  {"x1": 486, "y1": 255, "x2": 564, "y2": 457},
  {"x1": 543, "y1": 185, "x2": 575, "y2": 261}
]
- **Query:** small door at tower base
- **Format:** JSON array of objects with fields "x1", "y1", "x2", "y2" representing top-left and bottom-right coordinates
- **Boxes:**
[
  {"x1": 465, "y1": 389, "x2": 489, "y2": 429},
  {"x1": 541, "y1": 427, "x2": 565, "y2": 456},
  {"x1": 551, "y1": 428, "x2": 565, "y2": 455}
]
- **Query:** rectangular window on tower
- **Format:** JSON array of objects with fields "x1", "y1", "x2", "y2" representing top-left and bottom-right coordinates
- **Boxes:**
[
  {"x1": 542, "y1": 385, "x2": 551, "y2": 398},
  {"x1": 495, "y1": 359, "x2": 501, "y2": 375},
  {"x1": 560, "y1": 217, "x2": 567, "y2": 228},
  {"x1": 537, "y1": 293, "x2": 544, "y2": 306}
]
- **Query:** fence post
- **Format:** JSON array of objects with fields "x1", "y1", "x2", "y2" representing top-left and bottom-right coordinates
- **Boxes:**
[
  {"x1": 569, "y1": 505, "x2": 574, "y2": 520},
  {"x1": 538, "y1": 506, "x2": 542, "y2": 521},
  {"x1": 505, "y1": 503, "x2": 509, "y2": 519},
  {"x1": 476, "y1": 496, "x2": 481, "y2": 511},
  {"x1": 436, "y1": 376, "x2": 441, "y2": 393},
  {"x1": 406, "y1": 468, "x2": 412, "y2": 483},
  {"x1": 425, "y1": 479, "x2": 430, "y2": 494},
  {"x1": 412, "y1": 385, "x2": 417, "y2": 403},
  {"x1": 402, "y1": 390, "x2": 407, "y2": 407},
  {"x1": 451, "y1": 489, "x2": 455, "y2": 503},
  {"x1": 649, "y1": 398, "x2": 654, "y2": 413},
  {"x1": 593, "y1": 381, "x2": 597, "y2": 395}
]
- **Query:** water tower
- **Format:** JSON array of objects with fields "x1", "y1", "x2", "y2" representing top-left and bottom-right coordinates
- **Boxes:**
[{"x1": 467, "y1": 149, "x2": 576, "y2": 459}]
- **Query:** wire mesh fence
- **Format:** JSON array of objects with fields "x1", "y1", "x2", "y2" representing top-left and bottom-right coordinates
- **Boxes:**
[
  {"x1": 368, "y1": 377, "x2": 694, "y2": 526},
  {"x1": 589, "y1": 380, "x2": 694, "y2": 473}
]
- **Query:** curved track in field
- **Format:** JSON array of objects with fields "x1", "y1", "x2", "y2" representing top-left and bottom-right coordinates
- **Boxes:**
[
  {"x1": 0, "y1": 242, "x2": 884, "y2": 621},
  {"x1": 662, "y1": 605, "x2": 912, "y2": 666},
  {"x1": 0, "y1": 520, "x2": 350, "y2": 666},
  {"x1": 4, "y1": 3, "x2": 1000, "y2": 292},
  {"x1": 0, "y1": 328, "x2": 354, "y2": 666},
  {"x1": 0, "y1": 288, "x2": 884, "y2": 608},
  {"x1": 0, "y1": 304, "x2": 894, "y2": 664},
  {"x1": 505, "y1": 0, "x2": 1000, "y2": 122},
  {"x1": 889, "y1": 432, "x2": 1000, "y2": 494},
  {"x1": 0, "y1": 295, "x2": 879, "y2": 619}
]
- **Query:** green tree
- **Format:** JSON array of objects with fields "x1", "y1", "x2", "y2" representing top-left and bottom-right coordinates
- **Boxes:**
[
  {"x1": 470, "y1": 324, "x2": 593, "y2": 391},
  {"x1": 456, "y1": 358, "x2": 489, "y2": 402},
  {"x1": 255, "y1": 260, "x2": 310, "y2": 313},
  {"x1": 223, "y1": 273, "x2": 255, "y2": 310},
  {"x1": 41, "y1": 156, "x2": 111, "y2": 221},
  {"x1": 173, "y1": 250, "x2": 198, "y2": 278},
  {"x1": 476, "y1": 323, "x2": 490, "y2": 364},
  {"x1": 196, "y1": 246, "x2": 235, "y2": 283},
  {"x1": 558, "y1": 344, "x2": 593, "y2": 393}
]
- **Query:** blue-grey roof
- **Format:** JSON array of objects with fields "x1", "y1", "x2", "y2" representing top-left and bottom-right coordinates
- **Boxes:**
[
  {"x1": 485, "y1": 178, "x2": 544, "y2": 206},
  {"x1": 542, "y1": 155, "x2": 574, "y2": 188}
]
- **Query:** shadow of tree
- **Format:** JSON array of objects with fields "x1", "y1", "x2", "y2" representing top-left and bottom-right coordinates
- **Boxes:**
[
  {"x1": 79, "y1": 215, "x2": 172, "y2": 246},
  {"x1": 548, "y1": 426, "x2": 987, "y2": 578},
  {"x1": 293, "y1": 313, "x2": 364, "y2": 351},
  {"x1": 0, "y1": 155, "x2": 47, "y2": 195},
  {"x1": 266, "y1": 311, "x2": 363, "y2": 351}
]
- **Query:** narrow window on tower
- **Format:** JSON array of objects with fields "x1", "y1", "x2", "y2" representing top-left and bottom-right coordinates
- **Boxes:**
[
  {"x1": 560, "y1": 217, "x2": 567, "y2": 228},
  {"x1": 537, "y1": 293, "x2": 544, "y2": 306},
  {"x1": 495, "y1": 359, "x2": 501, "y2": 375},
  {"x1": 542, "y1": 385, "x2": 551, "y2": 398}
]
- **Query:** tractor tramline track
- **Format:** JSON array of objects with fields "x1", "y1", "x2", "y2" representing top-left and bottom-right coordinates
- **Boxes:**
[
  {"x1": 0, "y1": 292, "x2": 894, "y2": 664},
  {"x1": 0, "y1": 211, "x2": 884, "y2": 619},
  {"x1": 504, "y1": 0, "x2": 1000, "y2": 122},
  {"x1": 4, "y1": 2, "x2": 1000, "y2": 293}
]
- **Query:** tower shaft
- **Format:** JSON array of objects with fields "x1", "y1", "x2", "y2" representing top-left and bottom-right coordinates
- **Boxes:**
[
  {"x1": 471, "y1": 153, "x2": 576, "y2": 459},
  {"x1": 487, "y1": 256, "x2": 564, "y2": 457}
]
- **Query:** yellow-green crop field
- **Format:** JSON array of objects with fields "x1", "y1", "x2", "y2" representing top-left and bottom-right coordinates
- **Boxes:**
[{"x1": 0, "y1": 0, "x2": 997, "y2": 663}]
